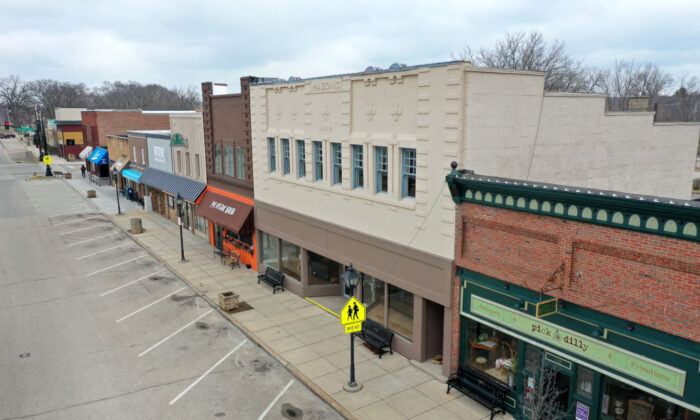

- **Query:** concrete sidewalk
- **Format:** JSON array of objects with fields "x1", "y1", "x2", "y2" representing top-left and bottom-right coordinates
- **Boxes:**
[{"x1": 106, "y1": 208, "x2": 514, "y2": 420}]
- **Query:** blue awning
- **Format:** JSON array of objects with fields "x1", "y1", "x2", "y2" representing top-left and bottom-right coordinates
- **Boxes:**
[
  {"x1": 121, "y1": 169, "x2": 142, "y2": 183},
  {"x1": 88, "y1": 148, "x2": 109, "y2": 165}
]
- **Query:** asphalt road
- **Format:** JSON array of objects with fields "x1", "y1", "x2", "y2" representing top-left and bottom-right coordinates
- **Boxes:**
[{"x1": 0, "y1": 143, "x2": 342, "y2": 420}]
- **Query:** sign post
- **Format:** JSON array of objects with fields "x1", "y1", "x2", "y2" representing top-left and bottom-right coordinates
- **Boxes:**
[{"x1": 340, "y1": 297, "x2": 366, "y2": 392}]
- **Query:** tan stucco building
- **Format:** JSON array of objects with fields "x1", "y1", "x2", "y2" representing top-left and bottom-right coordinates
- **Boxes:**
[
  {"x1": 249, "y1": 61, "x2": 700, "y2": 370},
  {"x1": 169, "y1": 112, "x2": 206, "y2": 183}
]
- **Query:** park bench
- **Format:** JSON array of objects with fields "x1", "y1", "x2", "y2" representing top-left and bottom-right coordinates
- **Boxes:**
[
  {"x1": 257, "y1": 266, "x2": 284, "y2": 294},
  {"x1": 446, "y1": 364, "x2": 508, "y2": 420},
  {"x1": 358, "y1": 318, "x2": 394, "y2": 358}
]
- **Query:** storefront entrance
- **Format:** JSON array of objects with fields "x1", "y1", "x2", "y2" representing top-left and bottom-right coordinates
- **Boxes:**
[{"x1": 213, "y1": 224, "x2": 224, "y2": 249}]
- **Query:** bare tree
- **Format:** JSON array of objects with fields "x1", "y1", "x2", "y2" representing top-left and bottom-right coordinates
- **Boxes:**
[
  {"x1": 598, "y1": 60, "x2": 673, "y2": 111},
  {"x1": 27, "y1": 79, "x2": 90, "y2": 118},
  {"x1": 519, "y1": 368, "x2": 569, "y2": 420},
  {"x1": 454, "y1": 31, "x2": 596, "y2": 92},
  {"x1": 91, "y1": 81, "x2": 200, "y2": 109},
  {"x1": 0, "y1": 75, "x2": 34, "y2": 125}
]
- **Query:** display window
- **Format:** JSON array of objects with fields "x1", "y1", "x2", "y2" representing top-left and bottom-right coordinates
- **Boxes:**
[
  {"x1": 280, "y1": 240, "x2": 301, "y2": 281},
  {"x1": 307, "y1": 251, "x2": 340, "y2": 285},
  {"x1": 465, "y1": 320, "x2": 520, "y2": 388},
  {"x1": 601, "y1": 377, "x2": 698, "y2": 420}
]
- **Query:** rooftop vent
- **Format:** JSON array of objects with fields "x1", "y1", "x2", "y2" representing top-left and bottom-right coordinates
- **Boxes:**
[
  {"x1": 364, "y1": 66, "x2": 383, "y2": 73},
  {"x1": 389, "y1": 63, "x2": 407, "y2": 70}
]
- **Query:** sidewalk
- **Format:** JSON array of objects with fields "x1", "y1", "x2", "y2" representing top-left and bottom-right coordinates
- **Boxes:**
[
  {"x1": 105, "y1": 208, "x2": 514, "y2": 420},
  {"x1": 64, "y1": 172, "x2": 144, "y2": 215}
]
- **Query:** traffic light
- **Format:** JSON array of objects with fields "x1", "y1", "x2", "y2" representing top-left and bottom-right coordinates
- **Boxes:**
[{"x1": 3, "y1": 121, "x2": 8, "y2": 130}]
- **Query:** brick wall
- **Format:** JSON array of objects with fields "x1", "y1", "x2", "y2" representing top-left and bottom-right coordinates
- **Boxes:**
[
  {"x1": 81, "y1": 111, "x2": 170, "y2": 148},
  {"x1": 453, "y1": 202, "x2": 700, "y2": 344}
]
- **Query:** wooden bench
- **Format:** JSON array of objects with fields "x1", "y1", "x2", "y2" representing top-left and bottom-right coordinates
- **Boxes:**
[
  {"x1": 223, "y1": 252, "x2": 240, "y2": 269},
  {"x1": 358, "y1": 318, "x2": 394, "y2": 358},
  {"x1": 257, "y1": 266, "x2": 284, "y2": 294},
  {"x1": 446, "y1": 365, "x2": 508, "y2": 420}
]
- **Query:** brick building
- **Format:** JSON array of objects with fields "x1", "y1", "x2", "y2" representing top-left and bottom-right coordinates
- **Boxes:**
[
  {"x1": 81, "y1": 110, "x2": 171, "y2": 149},
  {"x1": 446, "y1": 167, "x2": 699, "y2": 419}
]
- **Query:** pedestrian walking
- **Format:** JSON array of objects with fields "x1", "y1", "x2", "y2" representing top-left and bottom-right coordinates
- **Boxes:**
[{"x1": 80, "y1": 164, "x2": 86, "y2": 178}]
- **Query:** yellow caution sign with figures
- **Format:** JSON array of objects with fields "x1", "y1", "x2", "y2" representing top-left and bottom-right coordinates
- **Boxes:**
[
  {"x1": 43, "y1": 155, "x2": 52, "y2": 165},
  {"x1": 340, "y1": 297, "x2": 365, "y2": 334}
]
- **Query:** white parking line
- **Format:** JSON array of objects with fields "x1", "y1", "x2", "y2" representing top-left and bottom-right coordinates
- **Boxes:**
[
  {"x1": 53, "y1": 217, "x2": 104, "y2": 226},
  {"x1": 116, "y1": 287, "x2": 187, "y2": 323},
  {"x1": 86, "y1": 255, "x2": 148, "y2": 277},
  {"x1": 138, "y1": 309, "x2": 214, "y2": 357},
  {"x1": 67, "y1": 232, "x2": 119, "y2": 246},
  {"x1": 257, "y1": 380, "x2": 294, "y2": 420},
  {"x1": 60, "y1": 225, "x2": 103, "y2": 235},
  {"x1": 99, "y1": 269, "x2": 166, "y2": 297},
  {"x1": 77, "y1": 243, "x2": 130, "y2": 260},
  {"x1": 168, "y1": 340, "x2": 248, "y2": 405}
]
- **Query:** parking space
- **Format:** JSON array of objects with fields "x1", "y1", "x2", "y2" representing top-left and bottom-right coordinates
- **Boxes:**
[{"x1": 8, "y1": 212, "x2": 343, "y2": 419}]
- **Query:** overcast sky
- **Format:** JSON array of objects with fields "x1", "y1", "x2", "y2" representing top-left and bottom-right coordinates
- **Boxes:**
[{"x1": 2, "y1": 0, "x2": 699, "y2": 92}]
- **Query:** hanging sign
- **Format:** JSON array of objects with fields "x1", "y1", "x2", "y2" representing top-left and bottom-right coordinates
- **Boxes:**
[{"x1": 536, "y1": 298, "x2": 558, "y2": 318}]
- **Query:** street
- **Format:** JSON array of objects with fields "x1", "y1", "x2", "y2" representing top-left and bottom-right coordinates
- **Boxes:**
[{"x1": 0, "y1": 143, "x2": 342, "y2": 420}]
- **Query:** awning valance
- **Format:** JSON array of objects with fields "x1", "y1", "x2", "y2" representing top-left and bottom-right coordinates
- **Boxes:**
[
  {"x1": 138, "y1": 167, "x2": 206, "y2": 202},
  {"x1": 78, "y1": 146, "x2": 93, "y2": 160},
  {"x1": 88, "y1": 148, "x2": 109, "y2": 165},
  {"x1": 110, "y1": 156, "x2": 129, "y2": 173},
  {"x1": 195, "y1": 190, "x2": 253, "y2": 234},
  {"x1": 121, "y1": 169, "x2": 142, "y2": 183}
]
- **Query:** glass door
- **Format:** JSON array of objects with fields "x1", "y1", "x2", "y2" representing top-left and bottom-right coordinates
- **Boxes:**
[{"x1": 213, "y1": 224, "x2": 223, "y2": 249}]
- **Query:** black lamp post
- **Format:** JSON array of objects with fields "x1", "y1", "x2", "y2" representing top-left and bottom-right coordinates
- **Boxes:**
[
  {"x1": 341, "y1": 264, "x2": 361, "y2": 391},
  {"x1": 113, "y1": 169, "x2": 121, "y2": 215},
  {"x1": 176, "y1": 193, "x2": 186, "y2": 262}
]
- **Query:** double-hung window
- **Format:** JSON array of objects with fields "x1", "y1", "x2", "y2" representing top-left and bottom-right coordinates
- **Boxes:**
[
  {"x1": 332, "y1": 143, "x2": 342, "y2": 185},
  {"x1": 214, "y1": 144, "x2": 222, "y2": 174},
  {"x1": 352, "y1": 145, "x2": 364, "y2": 189},
  {"x1": 224, "y1": 145, "x2": 234, "y2": 176},
  {"x1": 375, "y1": 146, "x2": 388, "y2": 193},
  {"x1": 297, "y1": 140, "x2": 306, "y2": 178},
  {"x1": 313, "y1": 141, "x2": 323, "y2": 181},
  {"x1": 235, "y1": 147, "x2": 245, "y2": 179},
  {"x1": 268, "y1": 138, "x2": 276, "y2": 172},
  {"x1": 282, "y1": 139, "x2": 290, "y2": 175},
  {"x1": 401, "y1": 148, "x2": 416, "y2": 198}
]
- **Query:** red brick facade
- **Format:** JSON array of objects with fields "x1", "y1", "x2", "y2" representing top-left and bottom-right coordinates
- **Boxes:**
[
  {"x1": 453, "y1": 202, "x2": 700, "y2": 345},
  {"x1": 81, "y1": 111, "x2": 170, "y2": 148}
]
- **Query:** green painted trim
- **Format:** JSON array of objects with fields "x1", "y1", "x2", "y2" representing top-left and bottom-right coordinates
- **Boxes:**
[
  {"x1": 505, "y1": 395, "x2": 517, "y2": 409},
  {"x1": 545, "y1": 352, "x2": 573, "y2": 371},
  {"x1": 446, "y1": 173, "x2": 699, "y2": 242}
]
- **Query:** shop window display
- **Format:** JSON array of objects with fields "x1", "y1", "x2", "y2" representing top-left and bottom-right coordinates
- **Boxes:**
[
  {"x1": 388, "y1": 284, "x2": 413, "y2": 341},
  {"x1": 362, "y1": 276, "x2": 385, "y2": 324},
  {"x1": 261, "y1": 231, "x2": 279, "y2": 269},
  {"x1": 307, "y1": 251, "x2": 340, "y2": 285},
  {"x1": 466, "y1": 321, "x2": 520, "y2": 388},
  {"x1": 280, "y1": 240, "x2": 301, "y2": 281},
  {"x1": 601, "y1": 377, "x2": 697, "y2": 420}
]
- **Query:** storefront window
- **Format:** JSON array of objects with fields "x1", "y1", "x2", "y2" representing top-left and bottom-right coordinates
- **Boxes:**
[
  {"x1": 466, "y1": 320, "x2": 520, "y2": 387},
  {"x1": 280, "y1": 240, "x2": 301, "y2": 281},
  {"x1": 601, "y1": 377, "x2": 697, "y2": 420},
  {"x1": 307, "y1": 251, "x2": 340, "y2": 285},
  {"x1": 261, "y1": 231, "x2": 279, "y2": 269},
  {"x1": 362, "y1": 275, "x2": 385, "y2": 324},
  {"x1": 388, "y1": 285, "x2": 413, "y2": 341},
  {"x1": 194, "y1": 215, "x2": 208, "y2": 236},
  {"x1": 576, "y1": 366, "x2": 594, "y2": 400}
]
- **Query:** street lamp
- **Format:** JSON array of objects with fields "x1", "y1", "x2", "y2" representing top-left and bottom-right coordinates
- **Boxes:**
[
  {"x1": 113, "y1": 168, "x2": 121, "y2": 215},
  {"x1": 176, "y1": 193, "x2": 186, "y2": 262},
  {"x1": 341, "y1": 264, "x2": 361, "y2": 391}
]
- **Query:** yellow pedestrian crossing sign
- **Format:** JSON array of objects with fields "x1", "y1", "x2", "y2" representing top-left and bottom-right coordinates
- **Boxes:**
[
  {"x1": 340, "y1": 297, "x2": 365, "y2": 325},
  {"x1": 43, "y1": 155, "x2": 52, "y2": 165}
]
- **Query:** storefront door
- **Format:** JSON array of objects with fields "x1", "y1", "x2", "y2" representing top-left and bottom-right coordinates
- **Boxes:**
[{"x1": 213, "y1": 224, "x2": 224, "y2": 249}]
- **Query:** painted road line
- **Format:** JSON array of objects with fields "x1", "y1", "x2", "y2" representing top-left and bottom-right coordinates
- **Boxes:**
[
  {"x1": 53, "y1": 217, "x2": 105, "y2": 226},
  {"x1": 169, "y1": 340, "x2": 248, "y2": 405},
  {"x1": 67, "y1": 232, "x2": 119, "y2": 247},
  {"x1": 304, "y1": 297, "x2": 340, "y2": 318},
  {"x1": 60, "y1": 225, "x2": 103, "y2": 235},
  {"x1": 77, "y1": 243, "x2": 130, "y2": 260},
  {"x1": 86, "y1": 255, "x2": 148, "y2": 277},
  {"x1": 99, "y1": 269, "x2": 166, "y2": 297},
  {"x1": 116, "y1": 287, "x2": 186, "y2": 323},
  {"x1": 257, "y1": 380, "x2": 294, "y2": 420},
  {"x1": 138, "y1": 309, "x2": 214, "y2": 357}
]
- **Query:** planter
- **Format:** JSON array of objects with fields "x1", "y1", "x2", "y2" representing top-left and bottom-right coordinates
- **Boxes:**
[{"x1": 218, "y1": 291, "x2": 239, "y2": 311}]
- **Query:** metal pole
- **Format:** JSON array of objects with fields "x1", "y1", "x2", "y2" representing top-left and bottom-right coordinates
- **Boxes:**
[
  {"x1": 179, "y1": 203, "x2": 185, "y2": 262},
  {"x1": 348, "y1": 332, "x2": 357, "y2": 388},
  {"x1": 114, "y1": 174, "x2": 121, "y2": 215}
]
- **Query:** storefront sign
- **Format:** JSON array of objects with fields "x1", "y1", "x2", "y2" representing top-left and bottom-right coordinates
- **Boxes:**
[
  {"x1": 536, "y1": 298, "x2": 558, "y2": 318},
  {"x1": 575, "y1": 401, "x2": 590, "y2": 420},
  {"x1": 469, "y1": 295, "x2": 686, "y2": 396},
  {"x1": 153, "y1": 146, "x2": 165, "y2": 163},
  {"x1": 210, "y1": 200, "x2": 236, "y2": 215}
]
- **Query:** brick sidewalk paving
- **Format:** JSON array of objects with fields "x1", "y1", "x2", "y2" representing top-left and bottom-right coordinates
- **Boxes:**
[{"x1": 107, "y1": 209, "x2": 514, "y2": 420}]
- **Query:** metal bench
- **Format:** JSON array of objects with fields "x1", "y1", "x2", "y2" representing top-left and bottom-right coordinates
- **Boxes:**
[
  {"x1": 257, "y1": 266, "x2": 284, "y2": 294},
  {"x1": 358, "y1": 318, "x2": 394, "y2": 358},
  {"x1": 446, "y1": 364, "x2": 508, "y2": 420}
]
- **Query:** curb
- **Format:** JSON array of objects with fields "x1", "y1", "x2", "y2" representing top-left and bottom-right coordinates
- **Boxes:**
[{"x1": 105, "y1": 213, "x2": 356, "y2": 420}]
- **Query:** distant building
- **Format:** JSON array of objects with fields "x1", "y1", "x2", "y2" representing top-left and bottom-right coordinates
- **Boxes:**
[{"x1": 55, "y1": 107, "x2": 87, "y2": 159}]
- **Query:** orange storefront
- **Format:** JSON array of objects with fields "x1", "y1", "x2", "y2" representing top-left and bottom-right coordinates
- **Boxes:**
[{"x1": 196, "y1": 186, "x2": 257, "y2": 270}]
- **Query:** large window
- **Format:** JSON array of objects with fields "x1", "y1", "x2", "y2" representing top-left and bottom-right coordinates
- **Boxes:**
[
  {"x1": 465, "y1": 320, "x2": 520, "y2": 388},
  {"x1": 224, "y1": 145, "x2": 234, "y2": 176},
  {"x1": 601, "y1": 377, "x2": 697, "y2": 420},
  {"x1": 401, "y1": 148, "x2": 416, "y2": 198},
  {"x1": 297, "y1": 140, "x2": 306, "y2": 178},
  {"x1": 375, "y1": 146, "x2": 388, "y2": 193},
  {"x1": 268, "y1": 138, "x2": 276, "y2": 172},
  {"x1": 194, "y1": 215, "x2": 208, "y2": 236},
  {"x1": 195, "y1": 154, "x2": 201, "y2": 178},
  {"x1": 185, "y1": 152, "x2": 191, "y2": 176},
  {"x1": 313, "y1": 141, "x2": 323, "y2": 181},
  {"x1": 214, "y1": 144, "x2": 222, "y2": 174},
  {"x1": 332, "y1": 142, "x2": 342, "y2": 185},
  {"x1": 282, "y1": 139, "x2": 290, "y2": 175},
  {"x1": 261, "y1": 231, "x2": 279, "y2": 269},
  {"x1": 177, "y1": 150, "x2": 182, "y2": 173},
  {"x1": 307, "y1": 250, "x2": 340, "y2": 285},
  {"x1": 362, "y1": 276, "x2": 385, "y2": 325},
  {"x1": 236, "y1": 147, "x2": 245, "y2": 179},
  {"x1": 352, "y1": 145, "x2": 363, "y2": 189},
  {"x1": 281, "y1": 240, "x2": 301, "y2": 281},
  {"x1": 388, "y1": 285, "x2": 413, "y2": 340}
]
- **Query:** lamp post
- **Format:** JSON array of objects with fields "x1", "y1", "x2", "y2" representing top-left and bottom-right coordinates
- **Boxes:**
[
  {"x1": 113, "y1": 169, "x2": 121, "y2": 215},
  {"x1": 176, "y1": 193, "x2": 186, "y2": 262},
  {"x1": 341, "y1": 264, "x2": 361, "y2": 391}
]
